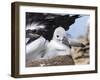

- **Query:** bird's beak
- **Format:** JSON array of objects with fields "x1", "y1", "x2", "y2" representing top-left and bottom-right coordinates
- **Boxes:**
[
  {"x1": 62, "y1": 36, "x2": 71, "y2": 48},
  {"x1": 27, "y1": 33, "x2": 41, "y2": 40},
  {"x1": 33, "y1": 33, "x2": 40, "y2": 38},
  {"x1": 32, "y1": 34, "x2": 41, "y2": 39},
  {"x1": 26, "y1": 33, "x2": 41, "y2": 45}
]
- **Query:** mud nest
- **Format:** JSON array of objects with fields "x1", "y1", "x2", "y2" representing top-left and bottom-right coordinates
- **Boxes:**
[{"x1": 26, "y1": 55, "x2": 75, "y2": 67}]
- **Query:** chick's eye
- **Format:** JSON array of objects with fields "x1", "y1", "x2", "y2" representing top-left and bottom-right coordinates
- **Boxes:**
[{"x1": 57, "y1": 35, "x2": 59, "y2": 38}]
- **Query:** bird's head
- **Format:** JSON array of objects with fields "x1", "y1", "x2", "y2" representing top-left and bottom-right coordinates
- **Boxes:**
[
  {"x1": 26, "y1": 23, "x2": 48, "y2": 41},
  {"x1": 52, "y1": 27, "x2": 66, "y2": 42}
]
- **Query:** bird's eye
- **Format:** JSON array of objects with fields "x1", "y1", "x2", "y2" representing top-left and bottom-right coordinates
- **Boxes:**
[
  {"x1": 57, "y1": 35, "x2": 59, "y2": 38},
  {"x1": 32, "y1": 29, "x2": 37, "y2": 33},
  {"x1": 27, "y1": 29, "x2": 32, "y2": 33}
]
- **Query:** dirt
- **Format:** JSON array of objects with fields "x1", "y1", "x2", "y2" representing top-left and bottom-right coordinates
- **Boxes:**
[{"x1": 26, "y1": 55, "x2": 75, "y2": 67}]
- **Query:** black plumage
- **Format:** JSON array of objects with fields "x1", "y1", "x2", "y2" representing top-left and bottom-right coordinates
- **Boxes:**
[{"x1": 26, "y1": 12, "x2": 81, "y2": 41}]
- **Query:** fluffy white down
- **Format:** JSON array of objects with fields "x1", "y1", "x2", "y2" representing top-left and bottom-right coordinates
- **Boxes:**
[
  {"x1": 26, "y1": 36, "x2": 48, "y2": 61},
  {"x1": 43, "y1": 27, "x2": 71, "y2": 59}
]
